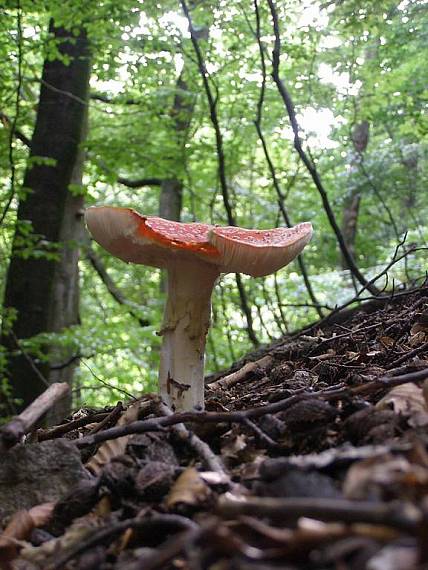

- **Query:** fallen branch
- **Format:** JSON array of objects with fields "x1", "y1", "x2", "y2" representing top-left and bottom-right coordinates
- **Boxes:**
[
  {"x1": 386, "y1": 342, "x2": 428, "y2": 370},
  {"x1": 76, "y1": 368, "x2": 428, "y2": 449},
  {"x1": 0, "y1": 382, "x2": 70, "y2": 451},
  {"x1": 208, "y1": 355, "x2": 273, "y2": 390},
  {"x1": 158, "y1": 402, "x2": 229, "y2": 477},
  {"x1": 217, "y1": 494, "x2": 420, "y2": 533},
  {"x1": 49, "y1": 514, "x2": 198, "y2": 570},
  {"x1": 37, "y1": 410, "x2": 111, "y2": 441}
]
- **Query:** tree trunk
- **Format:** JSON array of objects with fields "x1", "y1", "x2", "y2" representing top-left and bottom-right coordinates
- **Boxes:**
[
  {"x1": 159, "y1": 178, "x2": 183, "y2": 221},
  {"x1": 341, "y1": 191, "x2": 361, "y2": 269},
  {"x1": 159, "y1": 73, "x2": 193, "y2": 291},
  {"x1": 341, "y1": 121, "x2": 369, "y2": 270},
  {"x1": 1, "y1": 22, "x2": 90, "y2": 416}
]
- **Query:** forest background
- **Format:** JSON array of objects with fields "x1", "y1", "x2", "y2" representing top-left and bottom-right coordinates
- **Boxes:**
[{"x1": 0, "y1": 0, "x2": 426, "y2": 420}]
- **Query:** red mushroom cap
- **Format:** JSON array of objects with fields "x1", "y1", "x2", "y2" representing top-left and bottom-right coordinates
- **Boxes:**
[
  {"x1": 85, "y1": 206, "x2": 312, "y2": 276},
  {"x1": 210, "y1": 222, "x2": 313, "y2": 277},
  {"x1": 85, "y1": 206, "x2": 220, "y2": 269}
]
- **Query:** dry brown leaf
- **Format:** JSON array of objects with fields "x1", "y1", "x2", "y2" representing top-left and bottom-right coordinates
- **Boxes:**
[
  {"x1": 409, "y1": 330, "x2": 427, "y2": 346},
  {"x1": 379, "y1": 336, "x2": 395, "y2": 348},
  {"x1": 20, "y1": 516, "x2": 100, "y2": 568},
  {"x1": 221, "y1": 433, "x2": 247, "y2": 460},
  {"x1": 166, "y1": 467, "x2": 211, "y2": 508},
  {"x1": 343, "y1": 454, "x2": 428, "y2": 499},
  {"x1": 28, "y1": 503, "x2": 55, "y2": 528},
  {"x1": 0, "y1": 503, "x2": 55, "y2": 569},
  {"x1": 0, "y1": 511, "x2": 34, "y2": 569},
  {"x1": 86, "y1": 401, "x2": 141, "y2": 475},
  {"x1": 376, "y1": 383, "x2": 428, "y2": 426}
]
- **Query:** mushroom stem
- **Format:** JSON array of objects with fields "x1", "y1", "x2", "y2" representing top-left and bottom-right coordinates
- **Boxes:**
[{"x1": 159, "y1": 259, "x2": 220, "y2": 411}]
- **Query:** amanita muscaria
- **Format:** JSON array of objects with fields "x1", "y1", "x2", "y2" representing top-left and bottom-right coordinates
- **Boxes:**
[{"x1": 85, "y1": 206, "x2": 313, "y2": 411}]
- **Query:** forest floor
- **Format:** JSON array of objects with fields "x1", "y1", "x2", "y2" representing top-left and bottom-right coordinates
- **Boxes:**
[{"x1": 1, "y1": 285, "x2": 428, "y2": 570}]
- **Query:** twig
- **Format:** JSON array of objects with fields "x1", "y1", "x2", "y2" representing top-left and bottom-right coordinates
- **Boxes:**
[
  {"x1": 80, "y1": 360, "x2": 137, "y2": 402},
  {"x1": 386, "y1": 342, "x2": 428, "y2": 370},
  {"x1": 86, "y1": 247, "x2": 150, "y2": 327},
  {"x1": 0, "y1": 382, "x2": 70, "y2": 451},
  {"x1": 292, "y1": 258, "x2": 428, "y2": 341},
  {"x1": 158, "y1": 402, "x2": 229, "y2": 477},
  {"x1": 243, "y1": 418, "x2": 279, "y2": 448},
  {"x1": 76, "y1": 367, "x2": 428, "y2": 448},
  {"x1": 131, "y1": 526, "x2": 203, "y2": 570},
  {"x1": 208, "y1": 355, "x2": 273, "y2": 390},
  {"x1": 49, "y1": 514, "x2": 198, "y2": 570},
  {"x1": 87, "y1": 401, "x2": 123, "y2": 435},
  {"x1": 217, "y1": 495, "x2": 420, "y2": 532},
  {"x1": 37, "y1": 410, "x2": 112, "y2": 441},
  {"x1": 10, "y1": 331, "x2": 50, "y2": 388},
  {"x1": 117, "y1": 176, "x2": 162, "y2": 188}
]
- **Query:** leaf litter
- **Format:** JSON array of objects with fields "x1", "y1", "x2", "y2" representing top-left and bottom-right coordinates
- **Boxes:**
[{"x1": 1, "y1": 287, "x2": 428, "y2": 569}]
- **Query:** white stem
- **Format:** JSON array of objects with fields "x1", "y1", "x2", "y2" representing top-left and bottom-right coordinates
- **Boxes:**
[{"x1": 158, "y1": 259, "x2": 219, "y2": 411}]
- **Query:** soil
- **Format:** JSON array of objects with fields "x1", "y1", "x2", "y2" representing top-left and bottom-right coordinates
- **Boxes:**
[{"x1": 1, "y1": 285, "x2": 428, "y2": 570}]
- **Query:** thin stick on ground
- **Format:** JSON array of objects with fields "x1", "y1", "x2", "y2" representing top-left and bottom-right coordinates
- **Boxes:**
[
  {"x1": 76, "y1": 367, "x2": 428, "y2": 449},
  {"x1": 49, "y1": 514, "x2": 198, "y2": 570},
  {"x1": 157, "y1": 402, "x2": 229, "y2": 477},
  {"x1": 217, "y1": 495, "x2": 420, "y2": 533}
]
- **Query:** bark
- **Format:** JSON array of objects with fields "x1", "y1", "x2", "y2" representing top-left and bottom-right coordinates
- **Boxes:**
[
  {"x1": 159, "y1": 73, "x2": 192, "y2": 291},
  {"x1": 159, "y1": 178, "x2": 183, "y2": 222},
  {"x1": 341, "y1": 191, "x2": 361, "y2": 269},
  {"x1": 341, "y1": 121, "x2": 369, "y2": 270},
  {"x1": 1, "y1": 22, "x2": 91, "y2": 416},
  {"x1": 158, "y1": 72, "x2": 193, "y2": 223}
]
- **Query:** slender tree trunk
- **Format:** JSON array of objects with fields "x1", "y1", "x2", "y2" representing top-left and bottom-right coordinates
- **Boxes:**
[
  {"x1": 341, "y1": 191, "x2": 361, "y2": 269},
  {"x1": 158, "y1": 72, "x2": 193, "y2": 223},
  {"x1": 341, "y1": 121, "x2": 369, "y2": 270},
  {"x1": 159, "y1": 73, "x2": 193, "y2": 291},
  {"x1": 47, "y1": 116, "x2": 87, "y2": 424},
  {"x1": 1, "y1": 22, "x2": 91, "y2": 416},
  {"x1": 159, "y1": 178, "x2": 183, "y2": 222}
]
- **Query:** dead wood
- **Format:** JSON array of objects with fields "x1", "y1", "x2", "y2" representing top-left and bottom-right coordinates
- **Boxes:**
[{"x1": 0, "y1": 382, "x2": 69, "y2": 451}]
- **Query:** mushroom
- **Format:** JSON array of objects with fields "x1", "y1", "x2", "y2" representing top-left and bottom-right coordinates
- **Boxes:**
[{"x1": 85, "y1": 206, "x2": 313, "y2": 411}]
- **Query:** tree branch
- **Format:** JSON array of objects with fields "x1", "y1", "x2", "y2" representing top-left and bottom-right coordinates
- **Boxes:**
[
  {"x1": 0, "y1": 111, "x2": 31, "y2": 148},
  {"x1": 266, "y1": 0, "x2": 379, "y2": 296},
  {"x1": 86, "y1": 247, "x2": 150, "y2": 327},
  {"x1": 180, "y1": 0, "x2": 259, "y2": 347},
  {"x1": 117, "y1": 176, "x2": 162, "y2": 188},
  {"x1": 0, "y1": 1, "x2": 23, "y2": 226},
  {"x1": 253, "y1": 0, "x2": 323, "y2": 318},
  {"x1": 76, "y1": 367, "x2": 428, "y2": 448}
]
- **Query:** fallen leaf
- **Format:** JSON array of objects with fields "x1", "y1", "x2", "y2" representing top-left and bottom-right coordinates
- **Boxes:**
[
  {"x1": 166, "y1": 468, "x2": 211, "y2": 508},
  {"x1": 376, "y1": 384, "x2": 428, "y2": 427},
  {"x1": 86, "y1": 401, "x2": 141, "y2": 475},
  {"x1": 221, "y1": 433, "x2": 247, "y2": 459},
  {"x1": 0, "y1": 502, "x2": 54, "y2": 569},
  {"x1": 366, "y1": 544, "x2": 418, "y2": 570},
  {"x1": 379, "y1": 336, "x2": 395, "y2": 348},
  {"x1": 343, "y1": 454, "x2": 428, "y2": 500},
  {"x1": 0, "y1": 510, "x2": 33, "y2": 569}
]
